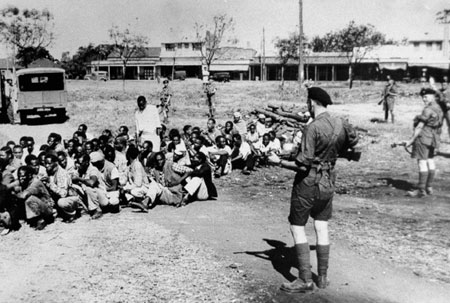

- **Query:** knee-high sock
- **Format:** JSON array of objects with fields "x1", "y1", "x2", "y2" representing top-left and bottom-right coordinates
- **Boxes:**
[
  {"x1": 426, "y1": 169, "x2": 435, "y2": 188},
  {"x1": 316, "y1": 245, "x2": 330, "y2": 276},
  {"x1": 418, "y1": 172, "x2": 427, "y2": 190},
  {"x1": 295, "y1": 243, "x2": 312, "y2": 282}
]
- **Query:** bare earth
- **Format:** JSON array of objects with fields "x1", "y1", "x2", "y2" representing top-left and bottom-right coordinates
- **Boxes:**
[{"x1": 1, "y1": 80, "x2": 450, "y2": 302}]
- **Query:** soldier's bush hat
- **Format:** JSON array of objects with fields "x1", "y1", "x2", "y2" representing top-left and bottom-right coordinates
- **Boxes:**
[
  {"x1": 420, "y1": 88, "x2": 436, "y2": 96},
  {"x1": 307, "y1": 87, "x2": 332, "y2": 107}
]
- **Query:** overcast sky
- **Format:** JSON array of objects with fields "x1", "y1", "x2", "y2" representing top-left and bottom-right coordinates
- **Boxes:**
[{"x1": 0, "y1": 0, "x2": 449, "y2": 59}]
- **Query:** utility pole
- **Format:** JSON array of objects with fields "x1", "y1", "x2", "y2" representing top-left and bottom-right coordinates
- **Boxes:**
[
  {"x1": 298, "y1": 0, "x2": 304, "y2": 91},
  {"x1": 262, "y1": 27, "x2": 266, "y2": 81}
]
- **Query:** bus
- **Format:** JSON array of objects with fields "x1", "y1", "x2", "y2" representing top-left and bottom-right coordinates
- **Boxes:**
[{"x1": 16, "y1": 67, "x2": 67, "y2": 123}]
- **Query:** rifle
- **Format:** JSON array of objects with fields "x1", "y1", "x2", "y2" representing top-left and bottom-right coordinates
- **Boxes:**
[
  {"x1": 391, "y1": 141, "x2": 412, "y2": 154},
  {"x1": 377, "y1": 97, "x2": 385, "y2": 105}
]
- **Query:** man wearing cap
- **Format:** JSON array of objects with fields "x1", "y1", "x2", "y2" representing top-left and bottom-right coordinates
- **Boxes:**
[
  {"x1": 406, "y1": 88, "x2": 443, "y2": 197},
  {"x1": 381, "y1": 78, "x2": 398, "y2": 123},
  {"x1": 272, "y1": 86, "x2": 358, "y2": 292},
  {"x1": 135, "y1": 95, "x2": 161, "y2": 152},
  {"x1": 204, "y1": 78, "x2": 217, "y2": 118},
  {"x1": 90, "y1": 151, "x2": 120, "y2": 213},
  {"x1": 159, "y1": 79, "x2": 173, "y2": 124},
  {"x1": 233, "y1": 112, "x2": 248, "y2": 135}
]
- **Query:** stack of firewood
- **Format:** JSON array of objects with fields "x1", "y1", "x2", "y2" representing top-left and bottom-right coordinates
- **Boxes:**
[{"x1": 252, "y1": 104, "x2": 310, "y2": 129}]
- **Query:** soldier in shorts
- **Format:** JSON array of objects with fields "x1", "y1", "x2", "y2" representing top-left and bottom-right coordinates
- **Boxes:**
[
  {"x1": 382, "y1": 79, "x2": 398, "y2": 123},
  {"x1": 406, "y1": 88, "x2": 444, "y2": 197},
  {"x1": 272, "y1": 87, "x2": 358, "y2": 293},
  {"x1": 159, "y1": 79, "x2": 173, "y2": 124},
  {"x1": 204, "y1": 78, "x2": 217, "y2": 118}
]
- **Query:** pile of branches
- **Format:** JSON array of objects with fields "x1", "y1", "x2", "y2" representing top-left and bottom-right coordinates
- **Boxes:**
[{"x1": 252, "y1": 103, "x2": 310, "y2": 129}]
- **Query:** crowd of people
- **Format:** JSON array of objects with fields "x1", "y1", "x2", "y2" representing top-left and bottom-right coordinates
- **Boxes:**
[{"x1": 0, "y1": 96, "x2": 304, "y2": 236}]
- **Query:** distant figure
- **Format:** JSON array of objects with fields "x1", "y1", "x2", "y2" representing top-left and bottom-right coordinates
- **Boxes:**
[
  {"x1": 4, "y1": 79, "x2": 15, "y2": 124},
  {"x1": 204, "y1": 78, "x2": 217, "y2": 118},
  {"x1": 382, "y1": 79, "x2": 398, "y2": 123},
  {"x1": 159, "y1": 79, "x2": 173, "y2": 124},
  {"x1": 135, "y1": 96, "x2": 161, "y2": 151}
]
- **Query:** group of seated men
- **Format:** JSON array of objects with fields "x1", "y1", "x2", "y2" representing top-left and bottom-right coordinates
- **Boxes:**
[{"x1": 0, "y1": 113, "x2": 301, "y2": 235}]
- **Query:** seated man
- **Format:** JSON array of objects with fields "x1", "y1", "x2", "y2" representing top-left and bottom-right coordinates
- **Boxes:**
[
  {"x1": 72, "y1": 153, "x2": 107, "y2": 219},
  {"x1": 253, "y1": 133, "x2": 278, "y2": 166},
  {"x1": 231, "y1": 133, "x2": 255, "y2": 175},
  {"x1": 16, "y1": 166, "x2": 55, "y2": 230},
  {"x1": 56, "y1": 151, "x2": 77, "y2": 177},
  {"x1": 90, "y1": 151, "x2": 120, "y2": 213},
  {"x1": 183, "y1": 152, "x2": 217, "y2": 203},
  {"x1": 207, "y1": 135, "x2": 232, "y2": 178},
  {"x1": 122, "y1": 145, "x2": 150, "y2": 205},
  {"x1": 113, "y1": 136, "x2": 129, "y2": 187},
  {"x1": 44, "y1": 153, "x2": 82, "y2": 222},
  {"x1": 0, "y1": 158, "x2": 21, "y2": 235},
  {"x1": 137, "y1": 151, "x2": 192, "y2": 211}
]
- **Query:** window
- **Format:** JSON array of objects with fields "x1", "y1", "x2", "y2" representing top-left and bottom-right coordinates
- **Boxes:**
[
  {"x1": 413, "y1": 42, "x2": 420, "y2": 51},
  {"x1": 165, "y1": 43, "x2": 175, "y2": 51},
  {"x1": 184, "y1": 43, "x2": 189, "y2": 49},
  {"x1": 177, "y1": 43, "x2": 182, "y2": 49},
  {"x1": 18, "y1": 73, "x2": 64, "y2": 91},
  {"x1": 426, "y1": 42, "x2": 432, "y2": 51},
  {"x1": 436, "y1": 42, "x2": 442, "y2": 51},
  {"x1": 192, "y1": 43, "x2": 202, "y2": 51}
]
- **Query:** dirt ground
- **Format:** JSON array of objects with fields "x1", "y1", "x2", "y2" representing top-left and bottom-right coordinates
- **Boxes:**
[{"x1": 1, "y1": 80, "x2": 450, "y2": 302}]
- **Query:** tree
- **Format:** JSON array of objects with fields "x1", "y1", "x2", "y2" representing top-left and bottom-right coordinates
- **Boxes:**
[
  {"x1": 109, "y1": 25, "x2": 148, "y2": 90},
  {"x1": 0, "y1": 6, "x2": 54, "y2": 56},
  {"x1": 436, "y1": 9, "x2": 450, "y2": 24},
  {"x1": 195, "y1": 14, "x2": 235, "y2": 72},
  {"x1": 16, "y1": 46, "x2": 53, "y2": 67},
  {"x1": 311, "y1": 21, "x2": 386, "y2": 89},
  {"x1": 61, "y1": 44, "x2": 114, "y2": 79},
  {"x1": 274, "y1": 33, "x2": 308, "y2": 82}
]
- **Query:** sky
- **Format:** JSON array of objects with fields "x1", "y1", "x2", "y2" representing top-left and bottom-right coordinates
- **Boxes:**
[{"x1": 0, "y1": 0, "x2": 449, "y2": 59}]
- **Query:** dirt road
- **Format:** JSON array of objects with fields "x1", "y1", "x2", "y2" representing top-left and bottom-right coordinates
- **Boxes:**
[{"x1": 1, "y1": 116, "x2": 449, "y2": 302}]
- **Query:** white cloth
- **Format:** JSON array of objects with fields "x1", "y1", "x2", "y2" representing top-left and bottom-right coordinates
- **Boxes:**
[
  {"x1": 238, "y1": 142, "x2": 252, "y2": 161},
  {"x1": 135, "y1": 105, "x2": 161, "y2": 151}
]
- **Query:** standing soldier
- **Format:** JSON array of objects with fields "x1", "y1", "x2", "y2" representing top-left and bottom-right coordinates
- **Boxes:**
[
  {"x1": 381, "y1": 78, "x2": 398, "y2": 123},
  {"x1": 159, "y1": 79, "x2": 173, "y2": 124},
  {"x1": 204, "y1": 78, "x2": 217, "y2": 118},
  {"x1": 4, "y1": 79, "x2": 15, "y2": 124},
  {"x1": 406, "y1": 88, "x2": 443, "y2": 197},
  {"x1": 272, "y1": 87, "x2": 359, "y2": 292}
]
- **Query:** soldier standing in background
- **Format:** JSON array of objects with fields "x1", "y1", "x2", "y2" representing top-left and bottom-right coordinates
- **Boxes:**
[
  {"x1": 204, "y1": 78, "x2": 217, "y2": 118},
  {"x1": 381, "y1": 78, "x2": 398, "y2": 123},
  {"x1": 159, "y1": 79, "x2": 173, "y2": 124}
]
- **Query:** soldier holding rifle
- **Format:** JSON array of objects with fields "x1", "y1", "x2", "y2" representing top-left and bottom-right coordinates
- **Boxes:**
[
  {"x1": 271, "y1": 86, "x2": 359, "y2": 293},
  {"x1": 379, "y1": 78, "x2": 398, "y2": 123},
  {"x1": 158, "y1": 79, "x2": 172, "y2": 124},
  {"x1": 404, "y1": 87, "x2": 443, "y2": 197}
]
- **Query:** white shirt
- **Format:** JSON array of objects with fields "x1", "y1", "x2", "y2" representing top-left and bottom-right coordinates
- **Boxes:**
[
  {"x1": 135, "y1": 105, "x2": 161, "y2": 136},
  {"x1": 238, "y1": 141, "x2": 251, "y2": 160}
]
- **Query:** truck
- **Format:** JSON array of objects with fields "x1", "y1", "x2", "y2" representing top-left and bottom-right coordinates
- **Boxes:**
[{"x1": 16, "y1": 67, "x2": 68, "y2": 123}]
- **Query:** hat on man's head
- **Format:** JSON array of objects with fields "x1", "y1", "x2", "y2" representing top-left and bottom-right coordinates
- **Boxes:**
[
  {"x1": 420, "y1": 88, "x2": 436, "y2": 96},
  {"x1": 258, "y1": 114, "x2": 266, "y2": 119},
  {"x1": 233, "y1": 112, "x2": 241, "y2": 118},
  {"x1": 90, "y1": 151, "x2": 104, "y2": 163},
  {"x1": 307, "y1": 87, "x2": 332, "y2": 107}
]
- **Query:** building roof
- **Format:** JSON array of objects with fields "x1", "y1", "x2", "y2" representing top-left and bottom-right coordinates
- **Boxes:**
[
  {"x1": 108, "y1": 47, "x2": 161, "y2": 59},
  {"x1": 28, "y1": 58, "x2": 61, "y2": 68},
  {"x1": 0, "y1": 58, "x2": 21, "y2": 69},
  {"x1": 215, "y1": 47, "x2": 257, "y2": 60},
  {"x1": 409, "y1": 31, "x2": 447, "y2": 42}
]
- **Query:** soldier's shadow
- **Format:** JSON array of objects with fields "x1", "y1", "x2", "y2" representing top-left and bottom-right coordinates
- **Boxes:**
[
  {"x1": 235, "y1": 238, "x2": 317, "y2": 282},
  {"x1": 378, "y1": 178, "x2": 413, "y2": 191}
]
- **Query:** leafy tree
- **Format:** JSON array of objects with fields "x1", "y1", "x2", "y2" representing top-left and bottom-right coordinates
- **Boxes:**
[
  {"x1": 61, "y1": 44, "x2": 114, "y2": 79},
  {"x1": 109, "y1": 25, "x2": 148, "y2": 90},
  {"x1": 0, "y1": 6, "x2": 54, "y2": 51},
  {"x1": 195, "y1": 14, "x2": 235, "y2": 72},
  {"x1": 274, "y1": 33, "x2": 308, "y2": 82},
  {"x1": 311, "y1": 21, "x2": 386, "y2": 88},
  {"x1": 16, "y1": 46, "x2": 53, "y2": 67},
  {"x1": 436, "y1": 9, "x2": 450, "y2": 24}
]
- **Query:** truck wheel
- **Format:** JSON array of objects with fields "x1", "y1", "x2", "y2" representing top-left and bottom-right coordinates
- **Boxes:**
[
  {"x1": 57, "y1": 109, "x2": 67, "y2": 122},
  {"x1": 19, "y1": 111, "x2": 27, "y2": 124}
]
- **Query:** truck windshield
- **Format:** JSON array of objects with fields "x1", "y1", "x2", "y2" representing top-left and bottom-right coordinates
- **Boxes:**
[{"x1": 18, "y1": 73, "x2": 64, "y2": 92}]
